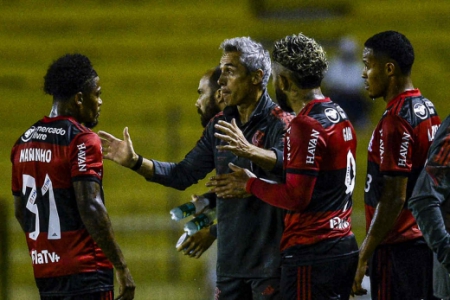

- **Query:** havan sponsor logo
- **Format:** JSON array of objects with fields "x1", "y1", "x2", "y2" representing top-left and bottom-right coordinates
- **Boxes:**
[
  {"x1": 77, "y1": 143, "x2": 87, "y2": 171},
  {"x1": 306, "y1": 129, "x2": 319, "y2": 164}
]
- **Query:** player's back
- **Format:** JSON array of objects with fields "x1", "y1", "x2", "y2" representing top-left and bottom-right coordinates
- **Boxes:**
[{"x1": 11, "y1": 116, "x2": 113, "y2": 294}]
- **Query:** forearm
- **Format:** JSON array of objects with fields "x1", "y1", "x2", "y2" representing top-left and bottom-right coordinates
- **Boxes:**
[
  {"x1": 245, "y1": 146, "x2": 277, "y2": 171},
  {"x1": 359, "y1": 176, "x2": 406, "y2": 261},
  {"x1": 361, "y1": 202, "x2": 404, "y2": 261},
  {"x1": 247, "y1": 173, "x2": 315, "y2": 211},
  {"x1": 75, "y1": 182, "x2": 127, "y2": 269},
  {"x1": 129, "y1": 155, "x2": 155, "y2": 179},
  {"x1": 80, "y1": 205, "x2": 128, "y2": 269}
]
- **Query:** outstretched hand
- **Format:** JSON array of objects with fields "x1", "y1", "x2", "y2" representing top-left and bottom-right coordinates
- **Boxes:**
[
  {"x1": 98, "y1": 127, "x2": 138, "y2": 168},
  {"x1": 206, "y1": 163, "x2": 255, "y2": 198},
  {"x1": 214, "y1": 119, "x2": 252, "y2": 158}
]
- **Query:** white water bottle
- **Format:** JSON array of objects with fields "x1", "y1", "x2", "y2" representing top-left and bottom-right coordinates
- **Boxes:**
[
  {"x1": 183, "y1": 209, "x2": 216, "y2": 236},
  {"x1": 170, "y1": 195, "x2": 210, "y2": 221}
]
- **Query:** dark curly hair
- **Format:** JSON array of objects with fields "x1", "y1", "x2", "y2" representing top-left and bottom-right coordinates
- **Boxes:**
[
  {"x1": 272, "y1": 33, "x2": 328, "y2": 89},
  {"x1": 364, "y1": 31, "x2": 414, "y2": 75},
  {"x1": 43, "y1": 53, "x2": 98, "y2": 101}
]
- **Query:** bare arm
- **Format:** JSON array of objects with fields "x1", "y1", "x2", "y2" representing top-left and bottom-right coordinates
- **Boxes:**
[
  {"x1": 99, "y1": 127, "x2": 155, "y2": 179},
  {"x1": 353, "y1": 175, "x2": 407, "y2": 295},
  {"x1": 74, "y1": 180, "x2": 135, "y2": 299},
  {"x1": 214, "y1": 119, "x2": 277, "y2": 171}
]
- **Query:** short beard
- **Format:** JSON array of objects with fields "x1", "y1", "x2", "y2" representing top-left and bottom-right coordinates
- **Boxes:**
[
  {"x1": 199, "y1": 96, "x2": 221, "y2": 128},
  {"x1": 275, "y1": 89, "x2": 293, "y2": 113},
  {"x1": 84, "y1": 121, "x2": 98, "y2": 129}
]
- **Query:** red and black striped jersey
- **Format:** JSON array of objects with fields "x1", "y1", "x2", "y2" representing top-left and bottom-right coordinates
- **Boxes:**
[
  {"x1": 248, "y1": 98, "x2": 357, "y2": 252},
  {"x1": 364, "y1": 89, "x2": 441, "y2": 244},
  {"x1": 11, "y1": 116, "x2": 113, "y2": 295}
]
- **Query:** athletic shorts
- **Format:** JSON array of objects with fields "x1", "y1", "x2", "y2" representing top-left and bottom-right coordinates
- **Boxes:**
[
  {"x1": 40, "y1": 290, "x2": 113, "y2": 300},
  {"x1": 215, "y1": 276, "x2": 281, "y2": 300},
  {"x1": 280, "y1": 254, "x2": 358, "y2": 300},
  {"x1": 369, "y1": 240, "x2": 437, "y2": 300}
]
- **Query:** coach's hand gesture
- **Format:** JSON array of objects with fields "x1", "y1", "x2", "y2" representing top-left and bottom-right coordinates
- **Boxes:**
[{"x1": 99, "y1": 127, "x2": 138, "y2": 169}]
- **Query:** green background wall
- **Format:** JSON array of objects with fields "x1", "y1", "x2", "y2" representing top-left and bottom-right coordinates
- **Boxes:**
[{"x1": 1, "y1": 1, "x2": 449, "y2": 299}]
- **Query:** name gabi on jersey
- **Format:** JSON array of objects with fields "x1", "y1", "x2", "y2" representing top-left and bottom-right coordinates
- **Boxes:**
[
  {"x1": 77, "y1": 143, "x2": 87, "y2": 171},
  {"x1": 343, "y1": 127, "x2": 353, "y2": 141},
  {"x1": 31, "y1": 249, "x2": 60, "y2": 265},
  {"x1": 329, "y1": 217, "x2": 350, "y2": 229},
  {"x1": 306, "y1": 129, "x2": 320, "y2": 164},
  {"x1": 398, "y1": 132, "x2": 411, "y2": 167},
  {"x1": 20, "y1": 148, "x2": 52, "y2": 163}
]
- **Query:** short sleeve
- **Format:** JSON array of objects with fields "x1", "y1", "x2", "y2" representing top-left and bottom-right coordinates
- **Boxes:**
[
  {"x1": 285, "y1": 116, "x2": 325, "y2": 176},
  {"x1": 379, "y1": 114, "x2": 414, "y2": 174},
  {"x1": 69, "y1": 132, "x2": 103, "y2": 182}
]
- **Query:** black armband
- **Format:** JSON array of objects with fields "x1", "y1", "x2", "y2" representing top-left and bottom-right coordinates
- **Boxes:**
[{"x1": 131, "y1": 154, "x2": 143, "y2": 171}]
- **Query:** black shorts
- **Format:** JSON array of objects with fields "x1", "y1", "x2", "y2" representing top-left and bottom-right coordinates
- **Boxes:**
[
  {"x1": 41, "y1": 290, "x2": 113, "y2": 300},
  {"x1": 280, "y1": 254, "x2": 358, "y2": 300},
  {"x1": 215, "y1": 276, "x2": 281, "y2": 300},
  {"x1": 279, "y1": 235, "x2": 358, "y2": 300},
  {"x1": 369, "y1": 240, "x2": 437, "y2": 300}
]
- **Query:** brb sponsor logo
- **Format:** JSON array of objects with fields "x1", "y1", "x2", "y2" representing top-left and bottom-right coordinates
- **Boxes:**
[
  {"x1": 414, "y1": 103, "x2": 428, "y2": 119},
  {"x1": 31, "y1": 249, "x2": 60, "y2": 265},
  {"x1": 324, "y1": 108, "x2": 340, "y2": 123}
]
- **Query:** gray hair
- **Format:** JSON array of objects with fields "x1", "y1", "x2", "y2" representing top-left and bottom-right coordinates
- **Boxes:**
[
  {"x1": 220, "y1": 37, "x2": 271, "y2": 87},
  {"x1": 272, "y1": 33, "x2": 328, "y2": 89}
]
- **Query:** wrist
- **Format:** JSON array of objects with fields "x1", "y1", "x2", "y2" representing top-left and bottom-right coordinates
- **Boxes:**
[{"x1": 130, "y1": 154, "x2": 143, "y2": 171}]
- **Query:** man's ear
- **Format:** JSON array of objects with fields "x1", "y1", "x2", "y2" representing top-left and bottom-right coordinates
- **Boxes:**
[
  {"x1": 385, "y1": 61, "x2": 396, "y2": 76},
  {"x1": 74, "y1": 92, "x2": 84, "y2": 106},
  {"x1": 278, "y1": 74, "x2": 290, "y2": 91},
  {"x1": 215, "y1": 88, "x2": 223, "y2": 102},
  {"x1": 252, "y1": 69, "x2": 264, "y2": 85}
]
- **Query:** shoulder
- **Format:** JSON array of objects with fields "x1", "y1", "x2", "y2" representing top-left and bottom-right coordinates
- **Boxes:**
[
  {"x1": 306, "y1": 100, "x2": 350, "y2": 129},
  {"x1": 389, "y1": 95, "x2": 438, "y2": 128},
  {"x1": 269, "y1": 105, "x2": 294, "y2": 126}
]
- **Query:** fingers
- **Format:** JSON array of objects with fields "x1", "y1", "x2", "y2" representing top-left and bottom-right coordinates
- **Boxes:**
[
  {"x1": 98, "y1": 130, "x2": 120, "y2": 142},
  {"x1": 123, "y1": 126, "x2": 132, "y2": 142},
  {"x1": 228, "y1": 162, "x2": 242, "y2": 171}
]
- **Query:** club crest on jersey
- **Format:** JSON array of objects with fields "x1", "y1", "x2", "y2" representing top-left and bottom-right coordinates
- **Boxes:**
[
  {"x1": 21, "y1": 126, "x2": 37, "y2": 142},
  {"x1": 414, "y1": 103, "x2": 428, "y2": 119},
  {"x1": 251, "y1": 130, "x2": 265, "y2": 147},
  {"x1": 324, "y1": 108, "x2": 340, "y2": 123}
]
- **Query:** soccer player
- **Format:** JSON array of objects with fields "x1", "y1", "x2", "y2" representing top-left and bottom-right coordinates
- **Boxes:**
[
  {"x1": 99, "y1": 37, "x2": 293, "y2": 300},
  {"x1": 352, "y1": 31, "x2": 441, "y2": 299},
  {"x1": 11, "y1": 54, "x2": 135, "y2": 300},
  {"x1": 409, "y1": 114, "x2": 450, "y2": 299},
  {"x1": 207, "y1": 33, "x2": 359, "y2": 299}
]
